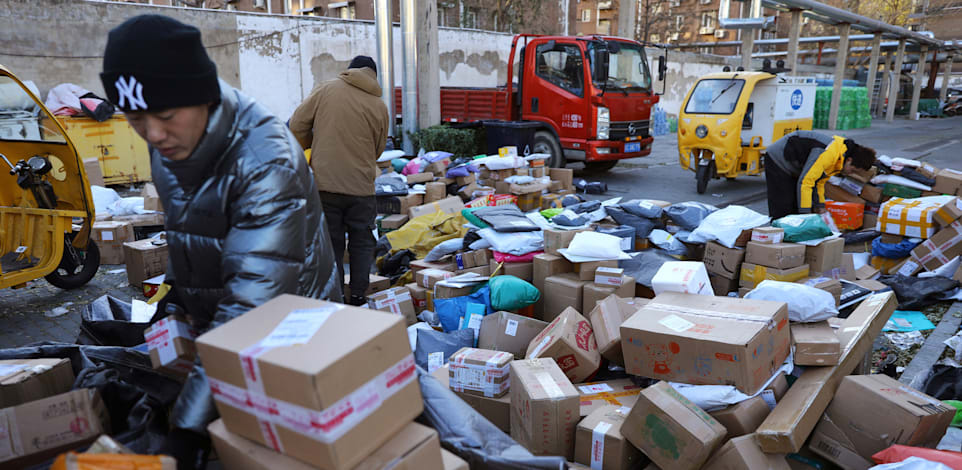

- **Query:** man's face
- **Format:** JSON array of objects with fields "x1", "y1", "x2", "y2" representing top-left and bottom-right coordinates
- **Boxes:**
[
  {"x1": 125, "y1": 104, "x2": 210, "y2": 161},
  {"x1": 842, "y1": 158, "x2": 855, "y2": 175}
]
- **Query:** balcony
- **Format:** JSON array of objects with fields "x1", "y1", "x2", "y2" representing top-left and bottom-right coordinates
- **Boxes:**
[{"x1": 699, "y1": 26, "x2": 715, "y2": 34}]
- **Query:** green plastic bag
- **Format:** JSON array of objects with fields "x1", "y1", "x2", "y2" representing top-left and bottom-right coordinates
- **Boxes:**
[
  {"x1": 540, "y1": 208, "x2": 564, "y2": 220},
  {"x1": 772, "y1": 214, "x2": 832, "y2": 242},
  {"x1": 391, "y1": 158, "x2": 410, "y2": 173},
  {"x1": 945, "y1": 400, "x2": 962, "y2": 427},
  {"x1": 488, "y1": 275, "x2": 541, "y2": 311},
  {"x1": 461, "y1": 208, "x2": 489, "y2": 228}
]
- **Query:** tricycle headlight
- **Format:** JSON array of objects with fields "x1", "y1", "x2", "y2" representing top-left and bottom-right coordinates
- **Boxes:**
[
  {"x1": 695, "y1": 125, "x2": 708, "y2": 139},
  {"x1": 597, "y1": 107, "x2": 610, "y2": 140}
]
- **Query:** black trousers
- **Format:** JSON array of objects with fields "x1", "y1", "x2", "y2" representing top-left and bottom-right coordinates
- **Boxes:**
[
  {"x1": 765, "y1": 154, "x2": 799, "y2": 220},
  {"x1": 319, "y1": 191, "x2": 377, "y2": 300}
]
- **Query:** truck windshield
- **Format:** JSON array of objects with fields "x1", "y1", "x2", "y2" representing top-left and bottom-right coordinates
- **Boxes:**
[
  {"x1": 0, "y1": 76, "x2": 66, "y2": 143},
  {"x1": 588, "y1": 42, "x2": 652, "y2": 92},
  {"x1": 685, "y1": 78, "x2": 746, "y2": 114}
]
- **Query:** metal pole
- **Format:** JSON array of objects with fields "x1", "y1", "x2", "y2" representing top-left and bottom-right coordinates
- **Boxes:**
[
  {"x1": 909, "y1": 45, "x2": 928, "y2": 120},
  {"x1": 416, "y1": 0, "x2": 440, "y2": 129},
  {"x1": 787, "y1": 10, "x2": 802, "y2": 72},
  {"x1": 742, "y1": 30, "x2": 755, "y2": 70},
  {"x1": 375, "y1": 0, "x2": 395, "y2": 137},
  {"x1": 829, "y1": 23, "x2": 850, "y2": 131},
  {"x1": 817, "y1": 41, "x2": 824, "y2": 65},
  {"x1": 886, "y1": 38, "x2": 906, "y2": 122},
  {"x1": 876, "y1": 51, "x2": 892, "y2": 116},
  {"x1": 866, "y1": 33, "x2": 882, "y2": 113},
  {"x1": 619, "y1": 0, "x2": 637, "y2": 39},
  {"x1": 400, "y1": 0, "x2": 417, "y2": 153},
  {"x1": 941, "y1": 56, "x2": 955, "y2": 104}
]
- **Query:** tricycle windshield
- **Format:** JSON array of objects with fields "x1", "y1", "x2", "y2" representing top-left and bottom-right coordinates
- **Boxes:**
[
  {"x1": 0, "y1": 76, "x2": 66, "y2": 143},
  {"x1": 685, "y1": 78, "x2": 746, "y2": 115},
  {"x1": 588, "y1": 42, "x2": 652, "y2": 92}
]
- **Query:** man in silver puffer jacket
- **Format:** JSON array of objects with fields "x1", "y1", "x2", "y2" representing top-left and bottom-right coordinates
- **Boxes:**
[{"x1": 100, "y1": 14, "x2": 341, "y2": 468}]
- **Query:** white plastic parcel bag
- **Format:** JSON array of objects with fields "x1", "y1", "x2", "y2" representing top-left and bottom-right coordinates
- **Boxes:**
[{"x1": 744, "y1": 280, "x2": 838, "y2": 323}]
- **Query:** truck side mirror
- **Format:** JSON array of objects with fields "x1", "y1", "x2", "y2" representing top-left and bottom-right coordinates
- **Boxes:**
[
  {"x1": 657, "y1": 55, "x2": 667, "y2": 82},
  {"x1": 593, "y1": 49, "x2": 610, "y2": 86}
]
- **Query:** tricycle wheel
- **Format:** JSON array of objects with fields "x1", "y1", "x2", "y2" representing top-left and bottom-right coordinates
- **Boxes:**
[
  {"x1": 532, "y1": 131, "x2": 565, "y2": 168},
  {"x1": 583, "y1": 161, "x2": 618, "y2": 173},
  {"x1": 696, "y1": 162, "x2": 713, "y2": 194},
  {"x1": 45, "y1": 238, "x2": 100, "y2": 290}
]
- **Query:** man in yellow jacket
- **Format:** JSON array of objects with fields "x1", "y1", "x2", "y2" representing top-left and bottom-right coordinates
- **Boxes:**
[{"x1": 763, "y1": 130, "x2": 876, "y2": 219}]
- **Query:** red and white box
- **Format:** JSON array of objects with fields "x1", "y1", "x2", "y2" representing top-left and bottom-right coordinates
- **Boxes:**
[
  {"x1": 144, "y1": 314, "x2": 198, "y2": 379},
  {"x1": 594, "y1": 267, "x2": 625, "y2": 286},
  {"x1": 448, "y1": 348, "x2": 513, "y2": 398}
]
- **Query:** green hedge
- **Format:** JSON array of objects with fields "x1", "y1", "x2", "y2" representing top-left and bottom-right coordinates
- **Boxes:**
[{"x1": 411, "y1": 125, "x2": 486, "y2": 158}]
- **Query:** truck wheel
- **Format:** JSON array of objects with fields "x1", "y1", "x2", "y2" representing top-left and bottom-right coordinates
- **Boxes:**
[
  {"x1": 45, "y1": 238, "x2": 100, "y2": 290},
  {"x1": 533, "y1": 131, "x2": 565, "y2": 168},
  {"x1": 696, "y1": 163, "x2": 712, "y2": 194},
  {"x1": 583, "y1": 161, "x2": 618, "y2": 173}
]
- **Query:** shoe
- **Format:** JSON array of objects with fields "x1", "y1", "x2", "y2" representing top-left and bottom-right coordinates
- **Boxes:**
[{"x1": 349, "y1": 295, "x2": 367, "y2": 306}]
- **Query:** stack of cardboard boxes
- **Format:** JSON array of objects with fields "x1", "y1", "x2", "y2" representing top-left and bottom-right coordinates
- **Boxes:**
[{"x1": 740, "y1": 236, "x2": 810, "y2": 291}]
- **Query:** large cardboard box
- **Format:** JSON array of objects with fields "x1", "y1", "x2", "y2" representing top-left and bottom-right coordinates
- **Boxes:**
[
  {"x1": 621, "y1": 293, "x2": 791, "y2": 394},
  {"x1": 791, "y1": 321, "x2": 840, "y2": 366},
  {"x1": 448, "y1": 348, "x2": 513, "y2": 398},
  {"x1": 751, "y1": 227, "x2": 785, "y2": 244},
  {"x1": 195, "y1": 295, "x2": 423, "y2": 470},
  {"x1": 809, "y1": 374, "x2": 954, "y2": 469},
  {"x1": 368, "y1": 286, "x2": 418, "y2": 325},
  {"x1": 550, "y1": 168, "x2": 575, "y2": 191},
  {"x1": 409, "y1": 196, "x2": 465, "y2": 219},
  {"x1": 510, "y1": 358, "x2": 580, "y2": 459},
  {"x1": 703, "y1": 242, "x2": 746, "y2": 279},
  {"x1": 582, "y1": 278, "x2": 635, "y2": 314},
  {"x1": 577, "y1": 379, "x2": 643, "y2": 417},
  {"x1": 703, "y1": 435, "x2": 791, "y2": 470},
  {"x1": 442, "y1": 449, "x2": 469, "y2": 470},
  {"x1": 490, "y1": 260, "x2": 534, "y2": 282},
  {"x1": 123, "y1": 238, "x2": 169, "y2": 287},
  {"x1": 479, "y1": 311, "x2": 548, "y2": 359},
  {"x1": 739, "y1": 263, "x2": 810, "y2": 288},
  {"x1": 534, "y1": 254, "x2": 573, "y2": 317},
  {"x1": 425, "y1": 181, "x2": 447, "y2": 203},
  {"x1": 573, "y1": 260, "x2": 619, "y2": 281},
  {"x1": 83, "y1": 158, "x2": 104, "y2": 187},
  {"x1": 745, "y1": 242, "x2": 806, "y2": 269},
  {"x1": 417, "y1": 268, "x2": 454, "y2": 289},
  {"x1": 544, "y1": 273, "x2": 588, "y2": 322},
  {"x1": 527, "y1": 307, "x2": 602, "y2": 383},
  {"x1": 933, "y1": 168, "x2": 962, "y2": 195},
  {"x1": 93, "y1": 221, "x2": 135, "y2": 264},
  {"x1": 142, "y1": 183, "x2": 163, "y2": 212},
  {"x1": 0, "y1": 389, "x2": 109, "y2": 468},
  {"x1": 651, "y1": 261, "x2": 713, "y2": 296},
  {"x1": 380, "y1": 214, "x2": 409, "y2": 230},
  {"x1": 545, "y1": 229, "x2": 589, "y2": 256},
  {"x1": 876, "y1": 196, "x2": 956, "y2": 238},
  {"x1": 574, "y1": 405, "x2": 644, "y2": 470},
  {"x1": 804, "y1": 238, "x2": 845, "y2": 274},
  {"x1": 409, "y1": 259, "x2": 458, "y2": 276},
  {"x1": 588, "y1": 295, "x2": 648, "y2": 365},
  {"x1": 433, "y1": 365, "x2": 511, "y2": 432},
  {"x1": 709, "y1": 274, "x2": 739, "y2": 296},
  {"x1": 143, "y1": 314, "x2": 198, "y2": 379},
  {"x1": 910, "y1": 220, "x2": 962, "y2": 271},
  {"x1": 0, "y1": 358, "x2": 74, "y2": 408},
  {"x1": 709, "y1": 396, "x2": 771, "y2": 437},
  {"x1": 344, "y1": 273, "x2": 392, "y2": 299},
  {"x1": 622, "y1": 382, "x2": 727, "y2": 470},
  {"x1": 406, "y1": 283, "x2": 429, "y2": 312},
  {"x1": 935, "y1": 197, "x2": 962, "y2": 227},
  {"x1": 209, "y1": 419, "x2": 444, "y2": 470}
]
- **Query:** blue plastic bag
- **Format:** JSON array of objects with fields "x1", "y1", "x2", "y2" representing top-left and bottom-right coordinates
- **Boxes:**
[
  {"x1": 872, "y1": 236, "x2": 922, "y2": 259},
  {"x1": 435, "y1": 286, "x2": 493, "y2": 332}
]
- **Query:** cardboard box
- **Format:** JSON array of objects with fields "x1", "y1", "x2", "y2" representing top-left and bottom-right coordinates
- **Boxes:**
[
  {"x1": 799, "y1": 277, "x2": 842, "y2": 306},
  {"x1": 343, "y1": 273, "x2": 392, "y2": 298},
  {"x1": 935, "y1": 197, "x2": 962, "y2": 227},
  {"x1": 791, "y1": 321, "x2": 840, "y2": 366},
  {"x1": 544, "y1": 273, "x2": 588, "y2": 322},
  {"x1": 854, "y1": 278, "x2": 888, "y2": 292},
  {"x1": 113, "y1": 212, "x2": 165, "y2": 226},
  {"x1": 587, "y1": 295, "x2": 646, "y2": 365},
  {"x1": 739, "y1": 263, "x2": 810, "y2": 289},
  {"x1": 457, "y1": 182, "x2": 480, "y2": 201},
  {"x1": 574, "y1": 260, "x2": 619, "y2": 281},
  {"x1": 83, "y1": 158, "x2": 104, "y2": 187},
  {"x1": 574, "y1": 405, "x2": 644, "y2": 470},
  {"x1": 478, "y1": 311, "x2": 548, "y2": 360},
  {"x1": 433, "y1": 365, "x2": 511, "y2": 433},
  {"x1": 377, "y1": 193, "x2": 421, "y2": 215},
  {"x1": 804, "y1": 238, "x2": 844, "y2": 275},
  {"x1": 93, "y1": 221, "x2": 135, "y2": 264},
  {"x1": 381, "y1": 214, "x2": 409, "y2": 230},
  {"x1": 526, "y1": 307, "x2": 602, "y2": 383},
  {"x1": 490, "y1": 260, "x2": 534, "y2": 282},
  {"x1": 594, "y1": 267, "x2": 625, "y2": 286},
  {"x1": 417, "y1": 268, "x2": 454, "y2": 289},
  {"x1": 808, "y1": 374, "x2": 955, "y2": 468},
  {"x1": 860, "y1": 183, "x2": 883, "y2": 204},
  {"x1": 142, "y1": 183, "x2": 163, "y2": 212},
  {"x1": 621, "y1": 292, "x2": 791, "y2": 394},
  {"x1": 756, "y1": 292, "x2": 897, "y2": 453},
  {"x1": 855, "y1": 264, "x2": 880, "y2": 280},
  {"x1": 550, "y1": 168, "x2": 575, "y2": 191},
  {"x1": 877, "y1": 196, "x2": 956, "y2": 238},
  {"x1": 709, "y1": 273, "x2": 739, "y2": 296},
  {"x1": 703, "y1": 242, "x2": 746, "y2": 279},
  {"x1": 456, "y1": 173, "x2": 477, "y2": 186},
  {"x1": 441, "y1": 448, "x2": 469, "y2": 470},
  {"x1": 123, "y1": 238, "x2": 169, "y2": 287},
  {"x1": 409, "y1": 259, "x2": 458, "y2": 276},
  {"x1": 839, "y1": 253, "x2": 856, "y2": 281},
  {"x1": 622, "y1": 382, "x2": 727, "y2": 470},
  {"x1": 545, "y1": 228, "x2": 589, "y2": 256},
  {"x1": 195, "y1": 295, "x2": 423, "y2": 470},
  {"x1": 542, "y1": 193, "x2": 564, "y2": 209},
  {"x1": 0, "y1": 358, "x2": 74, "y2": 408},
  {"x1": 881, "y1": 233, "x2": 905, "y2": 244},
  {"x1": 0, "y1": 389, "x2": 109, "y2": 468},
  {"x1": 746, "y1": 242, "x2": 806, "y2": 270},
  {"x1": 709, "y1": 396, "x2": 771, "y2": 437},
  {"x1": 751, "y1": 227, "x2": 784, "y2": 244},
  {"x1": 426, "y1": 158, "x2": 451, "y2": 176},
  {"x1": 933, "y1": 168, "x2": 962, "y2": 195},
  {"x1": 825, "y1": 183, "x2": 867, "y2": 204},
  {"x1": 144, "y1": 314, "x2": 198, "y2": 379},
  {"x1": 456, "y1": 265, "x2": 491, "y2": 277},
  {"x1": 448, "y1": 348, "x2": 513, "y2": 398},
  {"x1": 910, "y1": 220, "x2": 962, "y2": 271},
  {"x1": 577, "y1": 379, "x2": 643, "y2": 417},
  {"x1": 651, "y1": 261, "x2": 713, "y2": 296},
  {"x1": 406, "y1": 283, "x2": 429, "y2": 312},
  {"x1": 703, "y1": 435, "x2": 791, "y2": 470},
  {"x1": 510, "y1": 358, "x2": 580, "y2": 459},
  {"x1": 582, "y1": 278, "x2": 635, "y2": 315},
  {"x1": 209, "y1": 419, "x2": 443, "y2": 470},
  {"x1": 368, "y1": 286, "x2": 418, "y2": 325},
  {"x1": 409, "y1": 196, "x2": 465, "y2": 219},
  {"x1": 406, "y1": 172, "x2": 434, "y2": 184}
]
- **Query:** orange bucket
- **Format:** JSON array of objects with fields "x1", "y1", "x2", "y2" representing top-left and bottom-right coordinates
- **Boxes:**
[{"x1": 825, "y1": 201, "x2": 865, "y2": 230}]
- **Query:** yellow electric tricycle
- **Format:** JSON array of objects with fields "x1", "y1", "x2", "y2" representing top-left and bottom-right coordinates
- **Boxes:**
[
  {"x1": 0, "y1": 64, "x2": 99, "y2": 289},
  {"x1": 678, "y1": 71, "x2": 816, "y2": 193}
]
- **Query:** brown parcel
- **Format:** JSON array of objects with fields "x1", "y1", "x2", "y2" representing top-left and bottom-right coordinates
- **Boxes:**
[
  {"x1": 442, "y1": 449, "x2": 469, "y2": 470},
  {"x1": 344, "y1": 273, "x2": 392, "y2": 298},
  {"x1": 195, "y1": 295, "x2": 423, "y2": 470},
  {"x1": 142, "y1": 183, "x2": 163, "y2": 212},
  {"x1": 808, "y1": 374, "x2": 955, "y2": 469},
  {"x1": 93, "y1": 221, "x2": 135, "y2": 265},
  {"x1": 448, "y1": 348, "x2": 513, "y2": 398},
  {"x1": 805, "y1": 238, "x2": 845, "y2": 275},
  {"x1": 478, "y1": 311, "x2": 549, "y2": 360},
  {"x1": 745, "y1": 242, "x2": 806, "y2": 269},
  {"x1": 0, "y1": 358, "x2": 74, "y2": 408},
  {"x1": 799, "y1": 277, "x2": 843, "y2": 306},
  {"x1": 510, "y1": 358, "x2": 580, "y2": 459},
  {"x1": 577, "y1": 378, "x2": 643, "y2": 417},
  {"x1": 533, "y1": 253, "x2": 573, "y2": 318},
  {"x1": 432, "y1": 365, "x2": 511, "y2": 433},
  {"x1": 209, "y1": 419, "x2": 443, "y2": 470},
  {"x1": 574, "y1": 260, "x2": 619, "y2": 281},
  {"x1": 703, "y1": 242, "x2": 746, "y2": 279},
  {"x1": 791, "y1": 321, "x2": 841, "y2": 366},
  {"x1": 702, "y1": 434, "x2": 791, "y2": 470},
  {"x1": 490, "y1": 260, "x2": 534, "y2": 282},
  {"x1": 143, "y1": 315, "x2": 198, "y2": 379},
  {"x1": 756, "y1": 291, "x2": 897, "y2": 453},
  {"x1": 709, "y1": 396, "x2": 771, "y2": 438},
  {"x1": 0, "y1": 389, "x2": 109, "y2": 468},
  {"x1": 543, "y1": 273, "x2": 588, "y2": 322},
  {"x1": 574, "y1": 405, "x2": 644, "y2": 470},
  {"x1": 417, "y1": 268, "x2": 454, "y2": 289},
  {"x1": 424, "y1": 182, "x2": 447, "y2": 203},
  {"x1": 550, "y1": 168, "x2": 575, "y2": 191},
  {"x1": 83, "y1": 158, "x2": 104, "y2": 186},
  {"x1": 709, "y1": 274, "x2": 739, "y2": 296},
  {"x1": 588, "y1": 295, "x2": 649, "y2": 365},
  {"x1": 582, "y1": 278, "x2": 636, "y2": 315},
  {"x1": 406, "y1": 172, "x2": 434, "y2": 184},
  {"x1": 409, "y1": 196, "x2": 465, "y2": 219},
  {"x1": 622, "y1": 382, "x2": 727, "y2": 470},
  {"x1": 381, "y1": 214, "x2": 409, "y2": 230},
  {"x1": 409, "y1": 259, "x2": 458, "y2": 276},
  {"x1": 544, "y1": 228, "x2": 589, "y2": 256},
  {"x1": 910, "y1": 220, "x2": 962, "y2": 271},
  {"x1": 368, "y1": 286, "x2": 418, "y2": 325},
  {"x1": 123, "y1": 238, "x2": 169, "y2": 287},
  {"x1": 621, "y1": 292, "x2": 791, "y2": 394},
  {"x1": 526, "y1": 307, "x2": 602, "y2": 384},
  {"x1": 933, "y1": 168, "x2": 962, "y2": 195}
]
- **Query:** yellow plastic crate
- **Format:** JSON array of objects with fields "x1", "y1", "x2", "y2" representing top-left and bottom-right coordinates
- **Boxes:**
[{"x1": 56, "y1": 115, "x2": 151, "y2": 185}]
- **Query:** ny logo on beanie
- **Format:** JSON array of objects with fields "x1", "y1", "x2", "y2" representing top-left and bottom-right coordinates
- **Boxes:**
[{"x1": 115, "y1": 76, "x2": 148, "y2": 111}]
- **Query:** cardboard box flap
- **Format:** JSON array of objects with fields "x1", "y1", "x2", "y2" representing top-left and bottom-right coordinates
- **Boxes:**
[
  {"x1": 511, "y1": 359, "x2": 579, "y2": 401},
  {"x1": 0, "y1": 358, "x2": 70, "y2": 385}
]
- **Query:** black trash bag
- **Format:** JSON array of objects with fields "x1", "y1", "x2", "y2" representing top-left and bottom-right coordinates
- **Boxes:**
[
  {"x1": 414, "y1": 328, "x2": 475, "y2": 371},
  {"x1": 877, "y1": 274, "x2": 959, "y2": 310},
  {"x1": 418, "y1": 369, "x2": 569, "y2": 470},
  {"x1": 899, "y1": 168, "x2": 937, "y2": 187},
  {"x1": 79, "y1": 295, "x2": 151, "y2": 347},
  {"x1": 843, "y1": 229, "x2": 881, "y2": 245},
  {"x1": 378, "y1": 248, "x2": 416, "y2": 284},
  {"x1": 575, "y1": 179, "x2": 607, "y2": 194},
  {"x1": 375, "y1": 234, "x2": 393, "y2": 260},
  {"x1": 473, "y1": 206, "x2": 540, "y2": 232},
  {"x1": 552, "y1": 211, "x2": 590, "y2": 227},
  {"x1": 620, "y1": 249, "x2": 678, "y2": 289},
  {"x1": 78, "y1": 92, "x2": 116, "y2": 122},
  {"x1": 463, "y1": 230, "x2": 483, "y2": 251},
  {"x1": 620, "y1": 199, "x2": 664, "y2": 219},
  {"x1": 665, "y1": 201, "x2": 718, "y2": 231},
  {"x1": 565, "y1": 200, "x2": 601, "y2": 214},
  {"x1": 606, "y1": 206, "x2": 656, "y2": 239},
  {"x1": 923, "y1": 364, "x2": 962, "y2": 400},
  {"x1": 561, "y1": 194, "x2": 585, "y2": 207}
]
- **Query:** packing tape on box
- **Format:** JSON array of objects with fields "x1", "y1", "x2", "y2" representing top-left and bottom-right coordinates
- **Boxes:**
[
  {"x1": 879, "y1": 199, "x2": 936, "y2": 238},
  {"x1": 0, "y1": 408, "x2": 24, "y2": 461},
  {"x1": 144, "y1": 317, "x2": 196, "y2": 366},
  {"x1": 591, "y1": 421, "x2": 612, "y2": 470},
  {"x1": 580, "y1": 389, "x2": 642, "y2": 407},
  {"x1": 210, "y1": 354, "x2": 416, "y2": 451},
  {"x1": 449, "y1": 351, "x2": 512, "y2": 397},
  {"x1": 535, "y1": 371, "x2": 564, "y2": 398},
  {"x1": 914, "y1": 223, "x2": 962, "y2": 266},
  {"x1": 740, "y1": 264, "x2": 809, "y2": 286},
  {"x1": 373, "y1": 290, "x2": 413, "y2": 317},
  {"x1": 647, "y1": 302, "x2": 781, "y2": 330}
]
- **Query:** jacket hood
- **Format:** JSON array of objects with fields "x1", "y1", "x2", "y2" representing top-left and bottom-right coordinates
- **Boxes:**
[{"x1": 338, "y1": 68, "x2": 382, "y2": 97}]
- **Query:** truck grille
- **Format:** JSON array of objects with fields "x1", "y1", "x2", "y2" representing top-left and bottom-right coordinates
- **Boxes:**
[{"x1": 609, "y1": 120, "x2": 650, "y2": 140}]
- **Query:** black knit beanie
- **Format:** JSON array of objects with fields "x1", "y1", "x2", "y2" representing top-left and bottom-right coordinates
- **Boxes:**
[
  {"x1": 348, "y1": 55, "x2": 377, "y2": 74},
  {"x1": 101, "y1": 15, "x2": 220, "y2": 112}
]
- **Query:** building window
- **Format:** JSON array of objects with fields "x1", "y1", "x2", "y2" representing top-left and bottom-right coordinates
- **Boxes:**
[
  {"x1": 463, "y1": 7, "x2": 478, "y2": 28},
  {"x1": 599, "y1": 19, "x2": 611, "y2": 34},
  {"x1": 650, "y1": 33, "x2": 661, "y2": 42},
  {"x1": 701, "y1": 11, "x2": 716, "y2": 28},
  {"x1": 328, "y1": 1, "x2": 356, "y2": 19},
  {"x1": 535, "y1": 43, "x2": 585, "y2": 97},
  {"x1": 582, "y1": 8, "x2": 591, "y2": 22},
  {"x1": 675, "y1": 15, "x2": 684, "y2": 30}
]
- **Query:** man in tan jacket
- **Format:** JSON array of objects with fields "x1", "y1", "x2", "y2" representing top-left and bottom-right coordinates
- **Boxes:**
[{"x1": 290, "y1": 55, "x2": 390, "y2": 305}]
